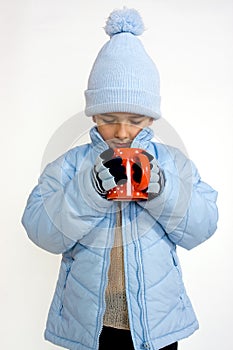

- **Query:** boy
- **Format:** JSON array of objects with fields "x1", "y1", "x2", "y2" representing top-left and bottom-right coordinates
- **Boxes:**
[{"x1": 22, "y1": 8, "x2": 218, "y2": 350}]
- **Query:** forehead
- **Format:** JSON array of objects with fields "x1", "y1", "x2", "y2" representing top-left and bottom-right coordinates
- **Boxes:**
[{"x1": 97, "y1": 112, "x2": 147, "y2": 120}]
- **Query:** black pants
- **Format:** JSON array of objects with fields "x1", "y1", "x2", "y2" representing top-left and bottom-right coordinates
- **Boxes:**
[{"x1": 99, "y1": 326, "x2": 178, "y2": 349}]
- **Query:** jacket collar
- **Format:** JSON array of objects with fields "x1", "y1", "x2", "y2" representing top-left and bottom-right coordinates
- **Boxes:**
[{"x1": 89, "y1": 126, "x2": 154, "y2": 154}]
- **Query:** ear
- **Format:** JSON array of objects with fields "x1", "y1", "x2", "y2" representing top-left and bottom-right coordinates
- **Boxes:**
[
  {"x1": 148, "y1": 118, "x2": 154, "y2": 126},
  {"x1": 92, "y1": 116, "x2": 96, "y2": 123}
]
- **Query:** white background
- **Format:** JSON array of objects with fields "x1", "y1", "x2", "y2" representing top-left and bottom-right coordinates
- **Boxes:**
[{"x1": 1, "y1": 0, "x2": 233, "y2": 349}]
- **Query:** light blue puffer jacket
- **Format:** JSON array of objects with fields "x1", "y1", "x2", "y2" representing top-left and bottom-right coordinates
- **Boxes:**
[{"x1": 22, "y1": 126, "x2": 218, "y2": 350}]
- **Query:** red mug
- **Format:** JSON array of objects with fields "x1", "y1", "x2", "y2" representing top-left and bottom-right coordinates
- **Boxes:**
[{"x1": 106, "y1": 148, "x2": 150, "y2": 201}]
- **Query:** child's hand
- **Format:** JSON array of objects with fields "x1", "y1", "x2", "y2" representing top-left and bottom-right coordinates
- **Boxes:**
[
  {"x1": 92, "y1": 148, "x2": 127, "y2": 196},
  {"x1": 137, "y1": 151, "x2": 165, "y2": 199}
]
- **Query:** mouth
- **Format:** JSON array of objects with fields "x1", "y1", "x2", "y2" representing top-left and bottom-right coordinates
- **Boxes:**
[{"x1": 111, "y1": 142, "x2": 132, "y2": 148}]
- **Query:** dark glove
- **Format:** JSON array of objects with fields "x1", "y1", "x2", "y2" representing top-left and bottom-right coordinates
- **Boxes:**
[{"x1": 92, "y1": 149, "x2": 127, "y2": 195}]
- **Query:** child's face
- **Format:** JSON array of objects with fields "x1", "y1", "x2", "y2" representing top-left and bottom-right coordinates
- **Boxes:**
[{"x1": 92, "y1": 112, "x2": 153, "y2": 149}]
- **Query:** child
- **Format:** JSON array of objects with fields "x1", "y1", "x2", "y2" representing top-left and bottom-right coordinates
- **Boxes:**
[{"x1": 22, "y1": 8, "x2": 218, "y2": 350}]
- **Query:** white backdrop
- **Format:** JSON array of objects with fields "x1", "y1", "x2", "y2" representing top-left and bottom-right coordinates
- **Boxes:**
[{"x1": 1, "y1": 0, "x2": 233, "y2": 349}]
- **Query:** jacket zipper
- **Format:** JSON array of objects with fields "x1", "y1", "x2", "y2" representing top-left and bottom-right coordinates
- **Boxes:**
[
  {"x1": 95, "y1": 207, "x2": 116, "y2": 349},
  {"x1": 124, "y1": 202, "x2": 152, "y2": 349}
]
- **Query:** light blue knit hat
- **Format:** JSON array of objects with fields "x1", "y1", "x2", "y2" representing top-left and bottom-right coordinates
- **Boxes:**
[{"x1": 84, "y1": 8, "x2": 161, "y2": 120}]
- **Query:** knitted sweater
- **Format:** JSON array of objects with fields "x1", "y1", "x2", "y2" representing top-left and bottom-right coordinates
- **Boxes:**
[{"x1": 103, "y1": 208, "x2": 130, "y2": 330}]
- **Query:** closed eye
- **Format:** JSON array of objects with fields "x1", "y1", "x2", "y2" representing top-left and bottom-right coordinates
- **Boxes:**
[
  {"x1": 101, "y1": 118, "x2": 116, "y2": 124},
  {"x1": 128, "y1": 119, "x2": 145, "y2": 125}
]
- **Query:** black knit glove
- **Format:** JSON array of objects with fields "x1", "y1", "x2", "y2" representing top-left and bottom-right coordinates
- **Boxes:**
[{"x1": 92, "y1": 149, "x2": 127, "y2": 195}]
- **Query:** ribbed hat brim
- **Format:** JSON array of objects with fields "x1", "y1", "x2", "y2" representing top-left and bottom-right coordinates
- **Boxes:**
[{"x1": 85, "y1": 88, "x2": 161, "y2": 120}]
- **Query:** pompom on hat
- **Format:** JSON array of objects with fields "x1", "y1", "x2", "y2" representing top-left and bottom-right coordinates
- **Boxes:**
[{"x1": 84, "y1": 8, "x2": 161, "y2": 120}]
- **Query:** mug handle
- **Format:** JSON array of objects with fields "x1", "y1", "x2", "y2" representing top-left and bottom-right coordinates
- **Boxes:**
[{"x1": 133, "y1": 153, "x2": 151, "y2": 191}]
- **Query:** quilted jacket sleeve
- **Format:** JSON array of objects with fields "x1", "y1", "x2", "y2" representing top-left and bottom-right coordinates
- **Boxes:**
[
  {"x1": 139, "y1": 145, "x2": 218, "y2": 250},
  {"x1": 21, "y1": 148, "x2": 114, "y2": 254}
]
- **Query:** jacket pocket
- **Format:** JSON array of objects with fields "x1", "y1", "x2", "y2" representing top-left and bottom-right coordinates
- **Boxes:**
[
  {"x1": 170, "y1": 249, "x2": 181, "y2": 272},
  {"x1": 170, "y1": 249, "x2": 186, "y2": 308},
  {"x1": 59, "y1": 257, "x2": 74, "y2": 316}
]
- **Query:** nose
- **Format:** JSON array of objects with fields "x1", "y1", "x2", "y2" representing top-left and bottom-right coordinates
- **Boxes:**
[{"x1": 114, "y1": 123, "x2": 130, "y2": 140}]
